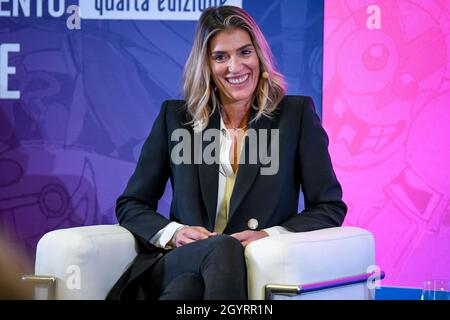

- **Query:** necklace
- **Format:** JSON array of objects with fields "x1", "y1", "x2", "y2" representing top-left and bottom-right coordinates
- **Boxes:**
[
  {"x1": 220, "y1": 108, "x2": 249, "y2": 131},
  {"x1": 229, "y1": 125, "x2": 247, "y2": 131}
]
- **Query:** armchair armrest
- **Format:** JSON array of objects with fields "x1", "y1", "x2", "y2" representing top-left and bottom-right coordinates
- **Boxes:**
[
  {"x1": 245, "y1": 227, "x2": 376, "y2": 300},
  {"x1": 31, "y1": 225, "x2": 137, "y2": 299},
  {"x1": 264, "y1": 270, "x2": 385, "y2": 299}
]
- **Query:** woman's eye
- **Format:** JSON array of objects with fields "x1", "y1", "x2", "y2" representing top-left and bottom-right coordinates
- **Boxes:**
[
  {"x1": 241, "y1": 49, "x2": 253, "y2": 56},
  {"x1": 213, "y1": 55, "x2": 227, "y2": 62}
]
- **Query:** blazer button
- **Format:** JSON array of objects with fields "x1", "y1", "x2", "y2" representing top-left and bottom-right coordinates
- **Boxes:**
[{"x1": 248, "y1": 218, "x2": 259, "y2": 230}]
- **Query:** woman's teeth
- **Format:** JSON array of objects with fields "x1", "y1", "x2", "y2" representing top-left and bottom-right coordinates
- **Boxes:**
[{"x1": 227, "y1": 74, "x2": 249, "y2": 84}]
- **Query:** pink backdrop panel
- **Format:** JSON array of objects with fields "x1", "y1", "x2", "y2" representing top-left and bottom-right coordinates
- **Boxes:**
[{"x1": 323, "y1": 0, "x2": 450, "y2": 288}]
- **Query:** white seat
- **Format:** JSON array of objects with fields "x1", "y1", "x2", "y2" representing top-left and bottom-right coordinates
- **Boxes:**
[
  {"x1": 28, "y1": 225, "x2": 376, "y2": 300},
  {"x1": 32, "y1": 225, "x2": 137, "y2": 300},
  {"x1": 245, "y1": 226, "x2": 376, "y2": 300}
]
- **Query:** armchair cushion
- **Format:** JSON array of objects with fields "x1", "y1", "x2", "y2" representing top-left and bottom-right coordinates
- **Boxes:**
[
  {"x1": 35, "y1": 225, "x2": 137, "y2": 299},
  {"x1": 245, "y1": 226, "x2": 375, "y2": 300},
  {"x1": 34, "y1": 225, "x2": 375, "y2": 300}
]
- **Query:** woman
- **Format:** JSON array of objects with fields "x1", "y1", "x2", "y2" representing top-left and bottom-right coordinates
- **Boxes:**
[{"x1": 107, "y1": 6, "x2": 347, "y2": 300}]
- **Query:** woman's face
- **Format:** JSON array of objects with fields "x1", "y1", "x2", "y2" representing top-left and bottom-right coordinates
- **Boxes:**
[{"x1": 209, "y1": 28, "x2": 260, "y2": 107}]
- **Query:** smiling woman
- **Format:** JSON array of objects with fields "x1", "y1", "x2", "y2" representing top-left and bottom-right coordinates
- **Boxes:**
[
  {"x1": 107, "y1": 5, "x2": 347, "y2": 300},
  {"x1": 209, "y1": 29, "x2": 260, "y2": 108},
  {"x1": 183, "y1": 6, "x2": 286, "y2": 132}
]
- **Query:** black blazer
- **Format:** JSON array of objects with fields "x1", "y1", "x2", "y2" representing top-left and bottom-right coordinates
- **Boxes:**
[{"x1": 107, "y1": 95, "x2": 347, "y2": 299}]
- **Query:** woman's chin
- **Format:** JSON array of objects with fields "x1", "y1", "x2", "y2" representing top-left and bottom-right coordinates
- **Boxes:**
[{"x1": 223, "y1": 91, "x2": 254, "y2": 105}]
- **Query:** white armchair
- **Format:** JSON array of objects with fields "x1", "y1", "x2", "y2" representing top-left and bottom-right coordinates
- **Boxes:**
[{"x1": 24, "y1": 225, "x2": 378, "y2": 300}]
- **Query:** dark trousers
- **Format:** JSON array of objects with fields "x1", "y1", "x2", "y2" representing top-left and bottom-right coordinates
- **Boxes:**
[{"x1": 144, "y1": 234, "x2": 247, "y2": 300}]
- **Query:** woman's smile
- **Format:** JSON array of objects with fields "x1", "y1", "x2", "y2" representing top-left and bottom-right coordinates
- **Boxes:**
[{"x1": 226, "y1": 73, "x2": 250, "y2": 85}]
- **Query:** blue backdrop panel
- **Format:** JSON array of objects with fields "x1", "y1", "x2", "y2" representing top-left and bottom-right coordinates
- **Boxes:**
[{"x1": 0, "y1": 0, "x2": 323, "y2": 259}]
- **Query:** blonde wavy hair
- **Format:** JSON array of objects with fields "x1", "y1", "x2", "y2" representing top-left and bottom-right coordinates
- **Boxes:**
[{"x1": 183, "y1": 6, "x2": 287, "y2": 131}]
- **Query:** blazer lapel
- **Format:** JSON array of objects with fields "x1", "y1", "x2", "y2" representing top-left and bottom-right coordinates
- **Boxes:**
[
  {"x1": 197, "y1": 107, "x2": 220, "y2": 230},
  {"x1": 228, "y1": 108, "x2": 273, "y2": 220}
]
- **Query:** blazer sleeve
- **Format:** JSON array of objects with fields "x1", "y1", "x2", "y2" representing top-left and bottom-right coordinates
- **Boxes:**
[
  {"x1": 115, "y1": 101, "x2": 172, "y2": 245},
  {"x1": 280, "y1": 96, "x2": 347, "y2": 232}
]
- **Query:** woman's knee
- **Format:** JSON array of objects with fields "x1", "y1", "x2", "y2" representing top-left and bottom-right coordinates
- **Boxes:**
[
  {"x1": 210, "y1": 233, "x2": 242, "y2": 246},
  {"x1": 159, "y1": 273, "x2": 204, "y2": 300},
  {"x1": 208, "y1": 234, "x2": 244, "y2": 256}
]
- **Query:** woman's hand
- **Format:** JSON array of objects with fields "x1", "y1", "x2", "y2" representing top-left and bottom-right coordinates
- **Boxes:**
[
  {"x1": 230, "y1": 230, "x2": 269, "y2": 248},
  {"x1": 170, "y1": 226, "x2": 217, "y2": 248}
]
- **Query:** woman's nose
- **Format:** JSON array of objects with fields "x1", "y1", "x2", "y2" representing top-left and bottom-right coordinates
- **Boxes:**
[{"x1": 227, "y1": 56, "x2": 242, "y2": 73}]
